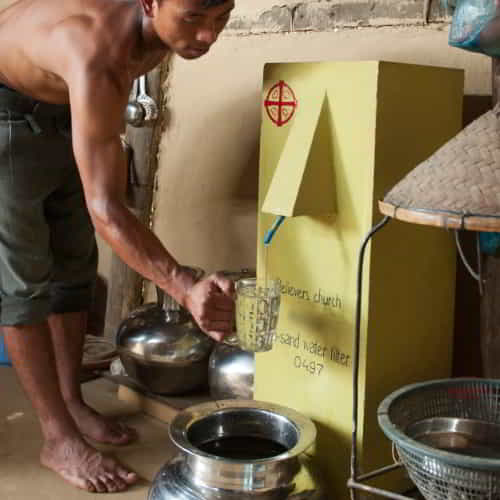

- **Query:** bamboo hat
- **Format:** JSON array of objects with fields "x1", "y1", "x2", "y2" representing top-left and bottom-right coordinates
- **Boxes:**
[{"x1": 379, "y1": 104, "x2": 500, "y2": 232}]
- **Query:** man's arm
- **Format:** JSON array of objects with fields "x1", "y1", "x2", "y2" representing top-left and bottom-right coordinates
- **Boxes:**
[{"x1": 67, "y1": 65, "x2": 233, "y2": 340}]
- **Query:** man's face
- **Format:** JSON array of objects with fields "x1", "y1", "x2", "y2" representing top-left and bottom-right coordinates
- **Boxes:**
[{"x1": 152, "y1": 0, "x2": 235, "y2": 59}]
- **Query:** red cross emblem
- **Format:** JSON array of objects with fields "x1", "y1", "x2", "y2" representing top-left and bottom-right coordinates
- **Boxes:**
[{"x1": 264, "y1": 80, "x2": 297, "y2": 127}]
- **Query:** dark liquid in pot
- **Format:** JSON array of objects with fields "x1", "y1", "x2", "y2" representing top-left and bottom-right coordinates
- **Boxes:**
[{"x1": 197, "y1": 436, "x2": 289, "y2": 460}]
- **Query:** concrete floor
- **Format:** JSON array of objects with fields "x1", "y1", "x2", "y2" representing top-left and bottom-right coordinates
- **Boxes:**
[{"x1": 0, "y1": 366, "x2": 178, "y2": 499}]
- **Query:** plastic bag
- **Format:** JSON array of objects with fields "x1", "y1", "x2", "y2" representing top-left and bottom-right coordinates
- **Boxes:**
[
  {"x1": 448, "y1": 0, "x2": 500, "y2": 56},
  {"x1": 0, "y1": 333, "x2": 11, "y2": 366},
  {"x1": 479, "y1": 232, "x2": 500, "y2": 255}
]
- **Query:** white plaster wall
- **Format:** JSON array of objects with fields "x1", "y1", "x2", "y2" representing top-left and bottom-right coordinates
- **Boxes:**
[{"x1": 153, "y1": 27, "x2": 490, "y2": 275}]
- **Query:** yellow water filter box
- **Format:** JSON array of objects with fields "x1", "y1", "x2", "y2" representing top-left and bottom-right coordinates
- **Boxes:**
[{"x1": 255, "y1": 61, "x2": 463, "y2": 498}]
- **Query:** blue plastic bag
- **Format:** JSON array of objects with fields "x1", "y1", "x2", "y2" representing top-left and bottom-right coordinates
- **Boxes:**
[
  {"x1": 447, "y1": 0, "x2": 500, "y2": 56},
  {"x1": 0, "y1": 333, "x2": 11, "y2": 366},
  {"x1": 480, "y1": 232, "x2": 500, "y2": 255}
]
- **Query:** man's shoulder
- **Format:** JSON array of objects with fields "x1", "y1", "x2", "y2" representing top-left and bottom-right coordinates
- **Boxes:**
[{"x1": 49, "y1": 0, "x2": 138, "y2": 67}]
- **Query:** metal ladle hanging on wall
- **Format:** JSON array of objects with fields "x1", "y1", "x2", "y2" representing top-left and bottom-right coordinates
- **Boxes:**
[{"x1": 124, "y1": 74, "x2": 159, "y2": 127}]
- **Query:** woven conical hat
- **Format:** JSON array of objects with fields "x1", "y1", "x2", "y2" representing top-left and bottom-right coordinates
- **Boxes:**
[{"x1": 379, "y1": 104, "x2": 500, "y2": 232}]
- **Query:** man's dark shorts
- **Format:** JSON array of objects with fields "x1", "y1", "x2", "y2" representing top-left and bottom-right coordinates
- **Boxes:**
[{"x1": 0, "y1": 85, "x2": 97, "y2": 326}]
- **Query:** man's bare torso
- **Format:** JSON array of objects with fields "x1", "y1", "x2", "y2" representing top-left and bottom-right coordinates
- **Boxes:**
[{"x1": 0, "y1": 0, "x2": 167, "y2": 104}]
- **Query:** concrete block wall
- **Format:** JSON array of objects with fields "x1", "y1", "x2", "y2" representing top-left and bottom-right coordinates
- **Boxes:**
[{"x1": 227, "y1": 0, "x2": 449, "y2": 33}]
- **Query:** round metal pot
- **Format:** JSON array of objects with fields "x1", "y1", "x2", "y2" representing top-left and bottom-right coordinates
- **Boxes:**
[
  {"x1": 208, "y1": 335, "x2": 255, "y2": 400},
  {"x1": 208, "y1": 268, "x2": 256, "y2": 400},
  {"x1": 116, "y1": 268, "x2": 214, "y2": 395},
  {"x1": 149, "y1": 400, "x2": 324, "y2": 499}
]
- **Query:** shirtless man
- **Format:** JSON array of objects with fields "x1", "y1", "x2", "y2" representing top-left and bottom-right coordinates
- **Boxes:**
[{"x1": 0, "y1": 0, "x2": 235, "y2": 493}]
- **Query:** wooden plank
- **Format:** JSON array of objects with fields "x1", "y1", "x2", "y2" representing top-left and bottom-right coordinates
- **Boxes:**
[
  {"x1": 480, "y1": 255, "x2": 500, "y2": 377},
  {"x1": 104, "y1": 64, "x2": 167, "y2": 339},
  {"x1": 112, "y1": 374, "x2": 212, "y2": 425},
  {"x1": 479, "y1": 58, "x2": 500, "y2": 378},
  {"x1": 118, "y1": 385, "x2": 181, "y2": 425}
]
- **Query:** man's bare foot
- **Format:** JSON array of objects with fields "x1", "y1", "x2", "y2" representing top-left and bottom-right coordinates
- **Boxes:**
[
  {"x1": 41, "y1": 436, "x2": 138, "y2": 493},
  {"x1": 66, "y1": 401, "x2": 138, "y2": 445}
]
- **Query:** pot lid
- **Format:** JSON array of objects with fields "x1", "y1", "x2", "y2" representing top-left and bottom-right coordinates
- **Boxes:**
[
  {"x1": 116, "y1": 308, "x2": 214, "y2": 364},
  {"x1": 379, "y1": 104, "x2": 500, "y2": 232}
]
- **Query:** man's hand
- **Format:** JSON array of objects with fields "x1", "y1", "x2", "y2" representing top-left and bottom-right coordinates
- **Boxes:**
[{"x1": 183, "y1": 273, "x2": 235, "y2": 342}]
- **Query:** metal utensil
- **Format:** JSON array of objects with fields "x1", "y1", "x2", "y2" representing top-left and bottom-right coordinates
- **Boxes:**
[
  {"x1": 136, "y1": 74, "x2": 158, "y2": 122},
  {"x1": 124, "y1": 75, "x2": 158, "y2": 127},
  {"x1": 406, "y1": 417, "x2": 500, "y2": 458},
  {"x1": 116, "y1": 267, "x2": 214, "y2": 395},
  {"x1": 208, "y1": 335, "x2": 254, "y2": 400},
  {"x1": 149, "y1": 400, "x2": 324, "y2": 499},
  {"x1": 378, "y1": 378, "x2": 500, "y2": 500}
]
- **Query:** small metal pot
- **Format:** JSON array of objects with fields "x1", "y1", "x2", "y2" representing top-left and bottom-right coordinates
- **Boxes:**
[
  {"x1": 208, "y1": 268, "x2": 257, "y2": 400},
  {"x1": 208, "y1": 335, "x2": 254, "y2": 400},
  {"x1": 149, "y1": 400, "x2": 324, "y2": 499},
  {"x1": 116, "y1": 268, "x2": 214, "y2": 395}
]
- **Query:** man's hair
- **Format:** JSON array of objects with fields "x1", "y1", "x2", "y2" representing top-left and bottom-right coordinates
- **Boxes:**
[
  {"x1": 159, "y1": 0, "x2": 230, "y2": 6},
  {"x1": 201, "y1": 0, "x2": 229, "y2": 6}
]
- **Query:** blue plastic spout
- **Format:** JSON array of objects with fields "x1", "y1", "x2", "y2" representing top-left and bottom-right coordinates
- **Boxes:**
[{"x1": 264, "y1": 216, "x2": 286, "y2": 246}]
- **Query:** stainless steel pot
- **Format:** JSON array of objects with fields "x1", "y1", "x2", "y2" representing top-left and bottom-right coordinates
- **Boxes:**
[
  {"x1": 208, "y1": 335, "x2": 254, "y2": 400},
  {"x1": 208, "y1": 268, "x2": 256, "y2": 400},
  {"x1": 149, "y1": 400, "x2": 325, "y2": 499},
  {"x1": 116, "y1": 268, "x2": 214, "y2": 395}
]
